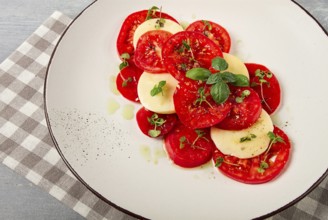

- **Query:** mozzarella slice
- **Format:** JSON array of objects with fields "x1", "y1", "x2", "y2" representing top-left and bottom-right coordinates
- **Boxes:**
[
  {"x1": 133, "y1": 18, "x2": 183, "y2": 48},
  {"x1": 211, "y1": 110, "x2": 274, "y2": 159},
  {"x1": 223, "y1": 52, "x2": 249, "y2": 79},
  {"x1": 137, "y1": 72, "x2": 178, "y2": 114}
]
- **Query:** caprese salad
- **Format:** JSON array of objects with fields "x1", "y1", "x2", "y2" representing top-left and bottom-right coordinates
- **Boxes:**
[{"x1": 115, "y1": 6, "x2": 291, "y2": 184}]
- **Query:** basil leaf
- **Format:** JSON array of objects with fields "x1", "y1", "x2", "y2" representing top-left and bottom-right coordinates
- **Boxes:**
[
  {"x1": 231, "y1": 74, "x2": 249, "y2": 87},
  {"x1": 206, "y1": 73, "x2": 222, "y2": 85},
  {"x1": 210, "y1": 81, "x2": 230, "y2": 104},
  {"x1": 211, "y1": 57, "x2": 228, "y2": 71},
  {"x1": 220, "y1": 71, "x2": 236, "y2": 83},
  {"x1": 186, "y1": 68, "x2": 211, "y2": 81}
]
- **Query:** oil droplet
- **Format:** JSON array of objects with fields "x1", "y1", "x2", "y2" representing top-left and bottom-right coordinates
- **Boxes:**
[
  {"x1": 153, "y1": 147, "x2": 167, "y2": 164},
  {"x1": 107, "y1": 99, "x2": 120, "y2": 115},
  {"x1": 109, "y1": 75, "x2": 120, "y2": 95},
  {"x1": 140, "y1": 145, "x2": 151, "y2": 162},
  {"x1": 122, "y1": 104, "x2": 134, "y2": 120}
]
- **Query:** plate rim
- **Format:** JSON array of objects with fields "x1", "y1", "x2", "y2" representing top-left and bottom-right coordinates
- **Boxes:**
[{"x1": 43, "y1": 0, "x2": 328, "y2": 219}]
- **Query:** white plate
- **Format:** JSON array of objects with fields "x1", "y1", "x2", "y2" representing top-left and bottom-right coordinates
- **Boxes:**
[{"x1": 45, "y1": 0, "x2": 328, "y2": 219}]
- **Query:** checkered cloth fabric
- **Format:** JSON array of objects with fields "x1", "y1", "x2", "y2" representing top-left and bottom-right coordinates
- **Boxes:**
[{"x1": 0, "y1": 11, "x2": 327, "y2": 220}]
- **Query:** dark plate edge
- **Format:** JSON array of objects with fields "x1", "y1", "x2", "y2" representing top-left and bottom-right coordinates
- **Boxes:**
[{"x1": 42, "y1": 1, "x2": 328, "y2": 220}]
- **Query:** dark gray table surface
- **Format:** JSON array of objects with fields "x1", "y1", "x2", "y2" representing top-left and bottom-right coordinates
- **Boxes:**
[{"x1": 0, "y1": 0, "x2": 327, "y2": 219}]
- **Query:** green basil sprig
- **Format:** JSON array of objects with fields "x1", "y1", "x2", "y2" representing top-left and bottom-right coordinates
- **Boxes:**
[{"x1": 186, "y1": 57, "x2": 249, "y2": 104}]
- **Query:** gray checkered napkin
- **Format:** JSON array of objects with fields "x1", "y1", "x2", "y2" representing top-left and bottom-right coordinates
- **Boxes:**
[{"x1": 0, "y1": 11, "x2": 327, "y2": 220}]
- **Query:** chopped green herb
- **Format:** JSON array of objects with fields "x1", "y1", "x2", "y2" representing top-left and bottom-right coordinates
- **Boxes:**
[
  {"x1": 240, "y1": 133, "x2": 257, "y2": 142},
  {"x1": 150, "y1": 80, "x2": 166, "y2": 96},
  {"x1": 155, "y1": 18, "x2": 166, "y2": 29}
]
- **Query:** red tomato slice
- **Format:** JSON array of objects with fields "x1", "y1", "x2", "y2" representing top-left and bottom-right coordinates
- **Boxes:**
[
  {"x1": 174, "y1": 82, "x2": 232, "y2": 129},
  {"x1": 212, "y1": 126, "x2": 291, "y2": 184},
  {"x1": 134, "y1": 30, "x2": 172, "y2": 73},
  {"x1": 162, "y1": 31, "x2": 223, "y2": 82},
  {"x1": 164, "y1": 122, "x2": 216, "y2": 168},
  {"x1": 216, "y1": 87, "x2": 262, "y2": 130},
  {"x1": 136, "y1": 107, "x2": 178, "y2": 137},
  {"x1": 245, "y1": 63, "x2": 281, "y2": 114},
  {"x1": 116, "y1": 63, "x2": 143, "y2": 102},
  {"x1": 186, "y1": 20, "x2": 231, "y2": 53},
  {"x1": 116, "y1": 10, "x2": 178, "y2": 59}
]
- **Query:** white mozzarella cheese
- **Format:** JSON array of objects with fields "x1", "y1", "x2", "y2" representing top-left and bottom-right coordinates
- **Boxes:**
[
  {"x1": 210, "y1": 110, "x2": 274, "y2": 159},
  {"x1": 223, "y1": 53, "x2": 249, "y2": 79},
  {"x1": 133, "y1": 18, "x2": 183, "y2": 48},
  {"x1": 137, "y1": 72, "x2": 178, "y2": 114}
]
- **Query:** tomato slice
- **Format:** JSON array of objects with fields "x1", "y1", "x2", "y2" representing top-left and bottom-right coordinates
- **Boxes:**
[
  {"x1": 174, "y1": 82, "x2": 232, "y2": 129},
  {"x1": 116, "y1": 63, "x2": 143, "y2": 102},
  {"x1": 162, "y1": 31, "x2": 223, "y2": 82},
  {"x1": 136, "y1": 107, "x2": 178, "y2": 137},
  {"x1": 164, "y1": 122, "x2": 216, "y2": 168},
  {"x1": 245, "y1": 63, "x2": 281, "y2": 114},
  {"x1": 216, "y1": 87, "x2": 262, "y2": 130},
  {"x1": 186, "y1": 20, "x2": 231, "y2": 53},
  {"x1": 117, "y1": 10, "x2": 178, "y2": 59},
  {"x1": 213, "y1": 126, "x2": 291, "y2": 184},
  {"x1": 134, "y1": 30, "x2": 172, "y2": 73}
]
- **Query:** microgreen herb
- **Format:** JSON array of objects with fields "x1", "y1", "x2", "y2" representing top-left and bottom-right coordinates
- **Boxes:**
[
  {"x1": 178, "y1": 130, "x2": 208, "y2": 150},
  {"x1": 257, "y1": 161, "x2": 269, "y2": 174},
  {"x1": 235, "y1": 89, "x2": 251, "y2": 103},
  {"x1": 194, "y1": 87, "x2": 213, "y2": 108},
  {"x1": 150, "y1": 80, "x2": 166, "y2": 96},
  {"x1": 251, "y1": 69, "x2": 273, "y2": 111},
  {"x1": 215, "y1": 157, "x2": 224, "y2": 167},
  {"x1": 119, "y1": 53, "x2": 130, "y2": 70},
  {"x1": 147, "y1": 113, "x2": 166, "y2": 138},
  {"x1": 122, "y1": 77, "x2": 133, "y2": 87},
  {"x1": 186, "y1": 57, "x2": 249, "y2": 105},
  {"x1": 266, "y1": 131, "x2": 285, "y2": 154},
  {"x1": 146, "y1": 6, "x2": 160, "y2": 20},
  {"x1": 257, "y1": 131, "x2": 285, "y2": 174},
  {"x1": 194, "y1": 129, "x2": 209, "y2": 143},
  {"x1": 215, "y1": 157, "x2": 240, "y2": 167},
  {"x1": 240, "y1": 133, "x2": 257, "y2": 143}
]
